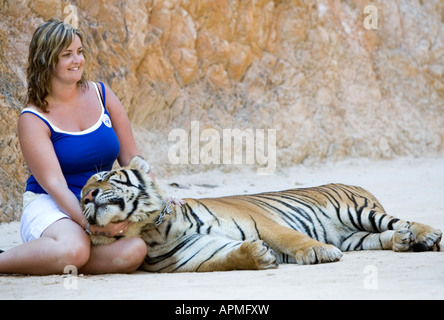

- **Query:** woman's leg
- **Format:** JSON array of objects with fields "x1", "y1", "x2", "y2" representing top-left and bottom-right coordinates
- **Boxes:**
[
  {"x1": 0, "y1": 218, "x2": 90, "y2": 275},
  {"x1": 79, "y1": 237, "x2": 147, "y2": 274},
  {"x1": 0, "y1": 218, "x2": 147, "y2": 275}
]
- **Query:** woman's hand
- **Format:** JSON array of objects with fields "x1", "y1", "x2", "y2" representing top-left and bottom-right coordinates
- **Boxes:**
[
  {"x1": 90, "y1": 221, "x2": 131, "y2": 237},
  {"x1": 167, "y1": 196, "x2": 185, "y2": 207}
]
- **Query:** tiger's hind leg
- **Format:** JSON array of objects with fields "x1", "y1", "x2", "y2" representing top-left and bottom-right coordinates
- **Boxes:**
[
  {"x1": 340, "y1": 229, "x2": 414, "y2": 252},
  {"x1": 340, "y1": 224, "x2": 442, "y2": 252},
  {"x1": 407, "y1": 222, "x2": 442, "y2": 252},
  {"x1": 333, "y1": 185, "x2": 442, "y2": 251}
]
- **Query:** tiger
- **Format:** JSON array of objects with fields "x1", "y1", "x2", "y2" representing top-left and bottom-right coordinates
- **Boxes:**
[{"x1": 80, "y1": 156, "x2": 442, "y2": 273}]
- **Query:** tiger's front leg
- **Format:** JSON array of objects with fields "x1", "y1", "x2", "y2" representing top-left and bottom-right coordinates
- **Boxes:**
[
  {"x1": 197, "y1": 239, "x2": 279, "y2": 272},
  {"x1": 256, "y1": 218, "x2": 343, "y2": 264},
  {"x1": 141, "y1": 235, "x2": 278, "y2": 272}
]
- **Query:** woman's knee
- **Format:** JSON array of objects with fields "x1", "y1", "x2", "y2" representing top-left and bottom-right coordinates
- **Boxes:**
[
  {"x1": 119, "y1": 237, "x2": 147, "y2": 271},
  {"x1": 61, "y1": 239, "x2": 91, "y2": 268},
  {"x1": 44, "y1": 219, "x2": 91, "y2": 269}
]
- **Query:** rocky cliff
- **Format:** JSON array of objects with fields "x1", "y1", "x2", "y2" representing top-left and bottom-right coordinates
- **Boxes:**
[{"x1": 1, "y1": 0, "x2": 443, "y2": 222}]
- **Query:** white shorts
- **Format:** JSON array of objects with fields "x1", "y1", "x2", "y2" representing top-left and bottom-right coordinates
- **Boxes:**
[{"x1": 20, "y1": 192, "x2": 71, "y2": 243}]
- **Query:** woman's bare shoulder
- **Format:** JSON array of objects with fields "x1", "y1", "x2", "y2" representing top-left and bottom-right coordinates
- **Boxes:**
[{"x1": 18, "y1": 104, "x2": 50, "y2": 135}]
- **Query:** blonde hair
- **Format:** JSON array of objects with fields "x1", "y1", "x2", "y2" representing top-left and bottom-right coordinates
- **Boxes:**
[{"x1": 26, "y1": 19, "x2": 88, "y2": 112}]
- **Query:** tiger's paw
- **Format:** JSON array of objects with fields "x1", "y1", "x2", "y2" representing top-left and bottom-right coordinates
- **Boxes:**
[
  {"x1": 295, "y1": 243, "x2": 342, "y2": 265},
  {"x1": 392, "y1": 228, "x2": 414, "y2": 252},
  {"x1": 243, "y1": 240, "x2": 278, "y2": 270},
  {"x1": 410, "y1": 223, "x2": 442, "y2": 252}
]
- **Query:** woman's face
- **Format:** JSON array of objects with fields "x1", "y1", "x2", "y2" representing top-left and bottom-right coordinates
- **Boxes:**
[{"x1": 54, "y1": 34, "x2": 85, "y2": 85}]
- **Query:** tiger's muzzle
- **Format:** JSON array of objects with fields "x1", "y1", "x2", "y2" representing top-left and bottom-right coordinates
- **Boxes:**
[{"x1": 82, "y1": 188, "x2": 99, "y2": 205}]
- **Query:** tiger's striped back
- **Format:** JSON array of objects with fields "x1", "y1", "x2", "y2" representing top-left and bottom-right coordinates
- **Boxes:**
[{"x1": 208, "y1": 184, "x2": 389, "y2": 249}]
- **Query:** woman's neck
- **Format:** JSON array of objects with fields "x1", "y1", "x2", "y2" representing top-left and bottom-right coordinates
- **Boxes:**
[{"x1": 48, "y1": 81, "x2": 79, "y2": 104}]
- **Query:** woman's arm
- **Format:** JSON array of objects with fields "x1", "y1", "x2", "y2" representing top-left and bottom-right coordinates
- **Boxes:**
[
  {"x1": 18, "y1": 113, "x2": 87, "y2": 227},
  {"x1": 100, "y1": 84, "x2": 184, "y2": 206},
  {"x1": 100, "y1": 83, "x2": 155, "y2": 180},
  {"x1": 100, "y1": 83, "x2": 142, "y2": 166}
]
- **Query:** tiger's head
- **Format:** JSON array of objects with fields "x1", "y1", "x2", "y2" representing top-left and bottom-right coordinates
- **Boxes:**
[{"x1": 80, "y1": 156, "x2": 166, "y2": 227}]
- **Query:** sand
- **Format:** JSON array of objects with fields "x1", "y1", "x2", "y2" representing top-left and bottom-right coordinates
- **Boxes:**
[{"x1": 0, "y1": 156, "x2": 443, "y2": 300}]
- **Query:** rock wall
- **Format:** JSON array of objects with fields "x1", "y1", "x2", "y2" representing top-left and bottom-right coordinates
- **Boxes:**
[{"x1": 1, "y1": 0, "x2": 443, "y2": 221}]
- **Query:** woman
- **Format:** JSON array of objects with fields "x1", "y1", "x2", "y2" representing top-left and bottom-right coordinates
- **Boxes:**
[{"x1": 0, "y1": 19, "x2": 181, "y2": 275}]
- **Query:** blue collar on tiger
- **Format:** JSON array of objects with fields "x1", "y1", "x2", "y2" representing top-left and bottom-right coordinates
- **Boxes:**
[{"x1": 155, "y1": 200, "x2": 173, "y2": 227}]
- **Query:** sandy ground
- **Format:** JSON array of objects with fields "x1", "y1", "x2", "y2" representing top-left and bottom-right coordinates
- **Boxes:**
[{"x1": 0, "y1": 156, "x2": 443, "y2": 300}]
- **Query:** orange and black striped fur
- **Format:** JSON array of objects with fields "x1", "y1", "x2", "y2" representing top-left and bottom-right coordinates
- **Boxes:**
[{"x1": 80, "y1": 157, "x2": 442, "y2": 273}]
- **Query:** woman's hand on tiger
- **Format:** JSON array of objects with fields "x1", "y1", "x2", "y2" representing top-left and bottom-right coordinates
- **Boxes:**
[
  {"x1": 168, "y1": 196, "x2": 185, "y2": 207},
  {"x1": 90, "y1": 220, "x2": 131, "y2": 237}
]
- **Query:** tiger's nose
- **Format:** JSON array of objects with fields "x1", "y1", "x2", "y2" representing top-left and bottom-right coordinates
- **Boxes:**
[{"x1": 83, "y1": 188, "x2": 99, "y2": 204}]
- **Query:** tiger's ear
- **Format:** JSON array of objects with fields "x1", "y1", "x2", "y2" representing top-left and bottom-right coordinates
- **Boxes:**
[{"x1": 128, "y1": 156, "x2": 150, "y2": 173}]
